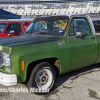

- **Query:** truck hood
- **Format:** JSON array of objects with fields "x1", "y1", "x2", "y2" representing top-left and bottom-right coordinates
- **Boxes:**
[{"x1": 0, "y1": 36, "x2": 60, "y2": 47}]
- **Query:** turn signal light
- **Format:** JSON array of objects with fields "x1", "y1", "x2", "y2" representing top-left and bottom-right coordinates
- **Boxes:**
[{"x1": 21, "y1": 61, "x2": 24, "y2": 72}]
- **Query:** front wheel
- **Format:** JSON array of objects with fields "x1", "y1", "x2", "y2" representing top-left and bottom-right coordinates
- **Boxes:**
[{"x1": 27, "y1": 62, "x2": 56, "y2": 94}]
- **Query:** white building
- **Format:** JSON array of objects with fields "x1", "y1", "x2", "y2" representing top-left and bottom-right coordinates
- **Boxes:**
[{"x1": 0, "y1": 0, "x2": 100, "y2": 18}]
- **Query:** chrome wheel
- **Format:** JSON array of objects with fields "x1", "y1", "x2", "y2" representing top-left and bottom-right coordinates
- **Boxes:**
[
  {"x1": 27, "y1": 62, "x2": 56, "y2": 94},
  {"x1": 35, "y1": 68, "x2": 53, "y2": 89}
]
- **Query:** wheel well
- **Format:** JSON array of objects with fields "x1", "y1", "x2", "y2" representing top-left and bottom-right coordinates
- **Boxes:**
[{"x1": 25, "y1": 58, "x2": 60, "y2": 83}]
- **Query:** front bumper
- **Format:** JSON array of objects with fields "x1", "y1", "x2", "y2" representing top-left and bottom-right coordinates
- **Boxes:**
[{"x1": 0, "y1": 72, "x2": 17, "y2": 86}]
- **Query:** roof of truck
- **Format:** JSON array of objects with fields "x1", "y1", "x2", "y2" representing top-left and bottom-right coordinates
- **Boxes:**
[{"x1": 37, "y1": 14, "x2": 88, "y2": 18}]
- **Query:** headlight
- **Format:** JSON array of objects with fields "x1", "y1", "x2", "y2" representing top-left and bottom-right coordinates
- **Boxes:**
[{"x1": 2, "y1": 51, "x2": 11, "y2": 67}]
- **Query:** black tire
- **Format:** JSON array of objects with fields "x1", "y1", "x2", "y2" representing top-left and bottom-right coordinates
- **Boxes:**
[{"x1": 27, "y1": 62, "x2": 56, "y2": 94}]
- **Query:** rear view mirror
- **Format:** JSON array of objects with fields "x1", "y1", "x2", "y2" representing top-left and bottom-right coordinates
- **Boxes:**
[{"x1": 9, "y1": 30, "x2": 14, "y2": 34}]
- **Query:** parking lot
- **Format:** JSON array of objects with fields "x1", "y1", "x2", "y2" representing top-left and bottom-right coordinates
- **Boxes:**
[{"x1": 0, "y1": 64, "x2": 100, "y2": 100}]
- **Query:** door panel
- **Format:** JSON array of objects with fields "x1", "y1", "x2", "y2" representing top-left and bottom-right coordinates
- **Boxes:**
[{"x1": 68, "y1": 17, "x2": 97, "y2": 70}]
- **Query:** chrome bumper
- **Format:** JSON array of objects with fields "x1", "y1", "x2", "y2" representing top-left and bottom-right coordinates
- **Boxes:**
[{"x1": 0, "y1": 72, "x2": 17, "y2": 86}]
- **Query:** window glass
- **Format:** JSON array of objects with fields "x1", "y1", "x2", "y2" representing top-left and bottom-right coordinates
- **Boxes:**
[
  {"x1": 0, "y1": 23, "x2": 7, "y2": 34},
  {"x1": 25, "y1": 16, "x2": 68, "y2": 36},
  {"x1": 6, "y1": 24, "x2": 22, "y2": 34},
  {"x1": 93, "y1": 20, "x2": 100, "y2": 33},
  {"x1": 96, "y1": 21, "x2": 100, "y2": 25},
  {"x1": 69, "y1": 18, "x2": 91, "y2": 36}
]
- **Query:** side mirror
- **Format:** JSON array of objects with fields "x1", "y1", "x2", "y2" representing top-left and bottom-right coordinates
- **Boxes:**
[
  {"x1": 75, "y1": 32, "x2": 87, "y2": 37},
  {"x1": 75, "y1": 32, "x2": 82, "y2": 37},
  {"x1": 7, "y1": 34, "x2": 11, "y2": 37},
  {"x1": 9, "y1": 30, "x2": 14, "y2": 34}
]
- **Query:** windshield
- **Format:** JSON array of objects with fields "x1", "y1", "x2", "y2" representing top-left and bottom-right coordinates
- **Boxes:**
[
  {"x1": 24, "y1": 16, "x2": 68, "y2": 36},
  {"x1": 0, "y1": 23, "x2": 7, "y2": 33}
]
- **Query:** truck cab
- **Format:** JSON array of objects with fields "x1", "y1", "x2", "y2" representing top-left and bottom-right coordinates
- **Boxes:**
[{"x1": 0, "y1": 22, "x2": 25, "y2": 37}]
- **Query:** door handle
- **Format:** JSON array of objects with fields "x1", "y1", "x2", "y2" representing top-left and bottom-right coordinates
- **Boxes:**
[{"x1": 89, "y1": 36, "x2": 95, "y2": 39}]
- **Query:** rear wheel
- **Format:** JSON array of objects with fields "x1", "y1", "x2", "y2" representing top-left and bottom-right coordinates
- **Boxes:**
[{"x1": 27, "y1": 62, "x2": 56, "y2": 94}]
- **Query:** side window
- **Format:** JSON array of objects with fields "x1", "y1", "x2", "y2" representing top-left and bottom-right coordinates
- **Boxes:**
[
  {"x1": 69, "y1": 18, "x2": 91, "y2": 36},
  {"x1": 93, "y1": 20, "x2": 100, "y2": 33},
  {"x1": 5, "y1": 24, "x2": 22, "y2": 34},
  {"x1": 15, "y1": 24, "x2": 22, "y2": 33}
]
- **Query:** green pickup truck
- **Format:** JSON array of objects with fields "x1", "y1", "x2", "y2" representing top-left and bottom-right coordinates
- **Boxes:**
[{"x1": 0, "y1": 14, "x2": 99, "y2": 93}]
